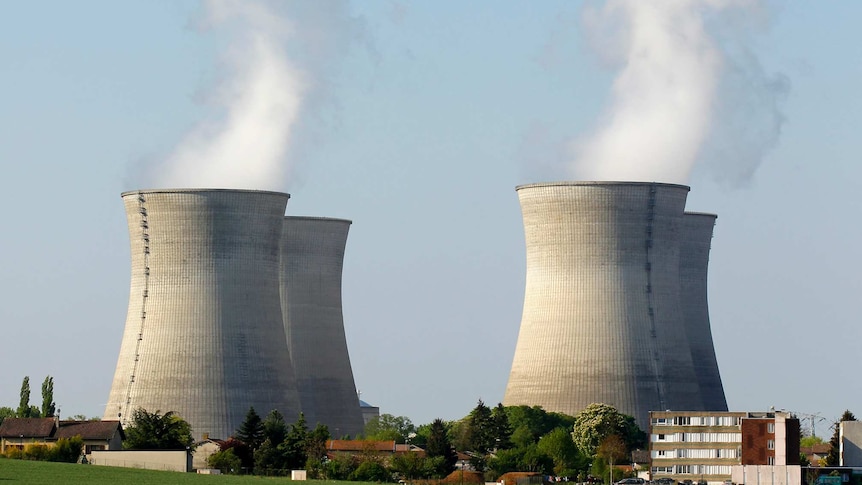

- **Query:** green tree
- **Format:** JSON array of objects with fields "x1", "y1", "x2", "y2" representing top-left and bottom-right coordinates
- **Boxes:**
[
  {"x1": 537, "y1": 427, "x2": 586, "y2": 476},
  {"x1": 282, "y1": 413, "x2": 310, "y2": 470},
  {"x1": 491, "y1": 403, "x2": 512, "y2": 450},
  {"x1": 219, "y1": 437, "x2": 253, "y2": 471},
  {"x1": 305, "y1": 423, "x2": 331, "y2": 471},
  {"x1": 351, "y1": 460, "x2": 391, "y2": 482},
  {"x1": 571, "y1": 403, "x2": 645, "y2": 456},
  {"x1": 262, "y1": 409, "x2": 288, "y2": 446},
  {"x1": 365, "y1": 413, "x2": 415, "y2": 443},
  {"x1": 465, "y1": 399, "x2": 495, "y2": 453},
  {"x1": 236, "y1": 407, "x2": 265, "y2": 450},
  {"x1": 254, "y1": 438, "x2": 285, "y2": 475},
  {"x1": 208, "y1": 448, "x2": 242, "y2": 474},
  {"x1": 826, "y1": 410, "x2": 856, "y2": 466},
  {"x1": 17, "y1": 376, "x2": 34, "y2": 418},
  {"x1": 390, "y1": 451, "x2": 434, "y2": 481},
  {"x1": 41, "y1": 376, "x2": 55, "y2": 418},
  {"x1": 0, "y1": 406, "x2": 15, "y2": 426},
  {"x1": 504, "y1": 405, "x2": 576, "y2": 448},
  {"x1": 123, "y1": 408, "x2": 194, "y2": 450},
  {"x1": 597, "y1": 434, "x2": 627, "y2": 485},
  {"x1": 425, "y1": 418, "x2": 457, "y2": 475},
  {"x1": 801, "y1": 435, "x2": 824, "y2": 448}
]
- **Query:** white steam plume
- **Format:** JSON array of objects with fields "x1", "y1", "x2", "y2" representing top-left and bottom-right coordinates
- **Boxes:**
[
  {"x1": 571, "y1": 0, "x2": 787, "y2": 186},
  {"x1": 156, "y1": 0, "x2": 360, "y2": 191}
]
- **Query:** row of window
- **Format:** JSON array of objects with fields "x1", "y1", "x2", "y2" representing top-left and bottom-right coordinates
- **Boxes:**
[
  {"x1": 652, "y1": 416, "x2": 741, "y2": 427},
  {"x1": 652, "y1": 465, "x2": 733, "y2": 475},
  {"x1": 653, "y1": 432, "x2": 741, "y2": 443},
  {"x1": 652, "y1": 448, "x2": 739, "y2": 459}
]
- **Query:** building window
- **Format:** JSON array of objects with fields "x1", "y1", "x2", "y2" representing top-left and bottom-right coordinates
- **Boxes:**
[
  {"x1": 767, "y1": 439, "x2": 775, "y2": 450},
  {"x1": 676, "y1": 416, "x2": 691, "y2": 425},
  {"x1": 768, "y1": 456, "x2": 775, "y2": 465},
  {"x1": 658, "y1": 434, "x2": 665, "y2": 441},
  {"x1": 768, "y1": 423, "x2": 775, "y2": 433}
]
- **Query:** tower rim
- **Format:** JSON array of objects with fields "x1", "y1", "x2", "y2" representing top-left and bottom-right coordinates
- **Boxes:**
[
  {"x1": 515, "y1": 181, "x2": 691, "y2": 192},
  {"x1": 121, "y1": 188, "x2": 290, "y2": 199}
]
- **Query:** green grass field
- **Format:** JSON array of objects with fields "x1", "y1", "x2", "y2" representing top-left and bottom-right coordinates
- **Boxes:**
[{"x1": 0, "y1": 458, "x2": 369, "y2": 485}]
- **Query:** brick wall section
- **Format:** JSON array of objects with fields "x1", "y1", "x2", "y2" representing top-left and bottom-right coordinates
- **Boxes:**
[{"x1": 741, "y1": 419, "x2": 772, "y2": 465}]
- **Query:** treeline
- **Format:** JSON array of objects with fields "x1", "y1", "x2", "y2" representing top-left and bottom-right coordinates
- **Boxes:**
[
  {"x1": 0, "y1": 376, "x2": 56, "y2": 423},
  {"x1": 362, "y1": 400, "x2": 646, "y2": 483}
]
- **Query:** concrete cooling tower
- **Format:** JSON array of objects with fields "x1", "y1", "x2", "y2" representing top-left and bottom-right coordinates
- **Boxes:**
[
  {"x1": 105, "y1": 189, "x2": 301, "y2": 439},
  {"x1": 680, "y1": 212, "x2": 727, "y2": 411},
  {"x1": 503, "y1": 181, "x2": 718, "y2": 429},
  {"x1": 280, "y1": 217, "x2": 365, "y2": 438}
]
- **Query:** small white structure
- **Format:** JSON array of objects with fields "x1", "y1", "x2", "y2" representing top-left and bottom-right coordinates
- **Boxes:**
[
  {"x1": 291, "y1": 470, "x2": 308, "y2": 480},
  {"x1": 731, "y1": 465, "x2": 801, "y2": 485}
]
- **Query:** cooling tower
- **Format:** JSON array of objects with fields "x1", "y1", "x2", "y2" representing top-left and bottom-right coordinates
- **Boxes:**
[
  {"x1": 105, "y1": 189, "x2": 301, "y2": 439},
  {"x1": 280, "y1": 217, "x2": 365, "y2": 438},
  {"x1": 680, "y1": 212, "x2": 727, "y2": 411},
  {"x1": 503, "y1": 181, "x2": 706, "y2": 429}
]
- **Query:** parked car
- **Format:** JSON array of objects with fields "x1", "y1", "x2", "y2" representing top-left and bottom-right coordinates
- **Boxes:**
[
  {"x1": 616, "y1": 479, "x2": 645, "y2": 485},
  {"x1": 653, "y1": 478, "x2": 675, "y2": 485}
]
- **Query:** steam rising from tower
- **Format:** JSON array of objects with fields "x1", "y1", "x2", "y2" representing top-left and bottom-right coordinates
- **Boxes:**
[
  {"x1": 152, "y1": 0, "x2": 362, "y2": 191},
  {"x1": 572, "y1": 0, "x2": 788, "y2": 185}
]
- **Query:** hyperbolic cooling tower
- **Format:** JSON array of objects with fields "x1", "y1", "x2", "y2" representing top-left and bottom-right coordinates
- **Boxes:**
[
  {"x1": 503, "y1": 181, "x2": 720, "y2": 429},
  {"x1": 105, "y1": 189, "x2": 301, "y2": 439},
  {"x1": 280, "y1": 217, "x2": 365, "y2": 438},
  {"x1": 680, "y1": 212, "x2": 727, "y2": 411}
]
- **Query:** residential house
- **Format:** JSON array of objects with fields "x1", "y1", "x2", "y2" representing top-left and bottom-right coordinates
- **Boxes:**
[{"x1": 0, "y1": 417, "x2": 124, "y2": 454}]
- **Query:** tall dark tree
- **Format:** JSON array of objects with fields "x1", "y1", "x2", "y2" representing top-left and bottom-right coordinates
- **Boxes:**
[
  {"x1": 17, "y1": 376, "x2": 30, "y2": 417},
  {"x1": 236, "y1": 407, "x2": 265, "y2": 450},
  {"x1": 263, "y1": 409, "x2": 289, "y2": 446},
  {"x1": 425, "y1": 418, "x2": 457, "y2": 475},
  {"x1": 466, "y1": 399, "x2": 495, "y2": 453},
  {"x1": 123, "y1": 408, "x2": 194, "y2": 450},
  {"x1": 282, "y1": 412, "x2": 310, "y2": 470},
  {"x1": 41, "y1": 376, "x2": 56, "y2": 418},
  {"x1": 826, "y1": 410, "x2": 856, "y2": 466},
  {"x1": 491, "y1": 403, "x2": 512, "y2": 450}
]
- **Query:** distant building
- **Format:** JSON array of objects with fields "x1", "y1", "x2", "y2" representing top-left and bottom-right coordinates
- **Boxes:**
[
  {"x1": 801, "y1": 443, "x2": 830, "y2": 467},
  {"x1": 840, "y1": 421, "x2": 862, "y2": 466},
  {"x1": 0, "y1": 418, "x2": 124, "y2": 455},
  {"x1": 649, "y1": 411, "x2": 800, "y2": 485},
  {"x1": 359, "y1": 400, "x2": 380, "y2": 427}
]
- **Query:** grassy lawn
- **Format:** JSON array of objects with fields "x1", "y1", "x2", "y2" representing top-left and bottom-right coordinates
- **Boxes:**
[{"x1": 0, "y1": 458, "x2": 369, "y2": 485}]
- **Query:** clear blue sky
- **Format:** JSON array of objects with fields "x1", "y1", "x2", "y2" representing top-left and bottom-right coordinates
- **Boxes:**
[{"x1": 0, "y1": 1, "x2": 859, "y2": 436}]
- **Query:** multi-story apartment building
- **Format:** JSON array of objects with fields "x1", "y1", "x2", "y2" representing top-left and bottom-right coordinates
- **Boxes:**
[{"x1": 649, "y1": 411, "x2": 800, "y2": 485}]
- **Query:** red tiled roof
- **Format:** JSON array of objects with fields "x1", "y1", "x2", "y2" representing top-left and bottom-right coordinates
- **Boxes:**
[
  {"x1": 56, "y1": 421, "x2": 124, "y2": 441},
  {"x1": 802, "y1": 444, "x2": 831, "y2": 454},
  {"x1": 326, "y1": 439, "x2": 396, "y2": 452},
  {"x1": 0, "y1": 418, "x2": 56, "y2": 438}
]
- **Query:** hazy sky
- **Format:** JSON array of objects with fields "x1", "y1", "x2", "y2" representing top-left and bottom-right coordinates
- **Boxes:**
[{"x1": 1, "y1": 1, "x2": 859, "y2": 437}]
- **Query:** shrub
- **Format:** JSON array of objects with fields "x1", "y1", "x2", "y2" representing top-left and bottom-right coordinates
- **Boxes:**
[
  {"x1": 351, "y1": 460, "x2": 391, "y2": 482},
  {"x1": 50, "y1": 436, "x2": 84, "y2": 463},
  {"x1": 23, "y1": 443, "x2": 51, "y2": 461},
  {"x1": 208, "y1": 448, "x2": 242, "y2": 474}
]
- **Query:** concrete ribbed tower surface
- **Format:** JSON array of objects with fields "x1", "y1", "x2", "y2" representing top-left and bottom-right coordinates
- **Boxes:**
[
  {"x1": 680, "y1": 212, "x2": 727, "y2": 411},
  {"x1": 280, "y1": 217, "x2": 364, "y2": 438},
  {"x1": 105, "y1": 189, "x2": 301, "y2": 439},
  {"x1": 503, "y1": 181, "x2": 702, "y2": 429}
]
